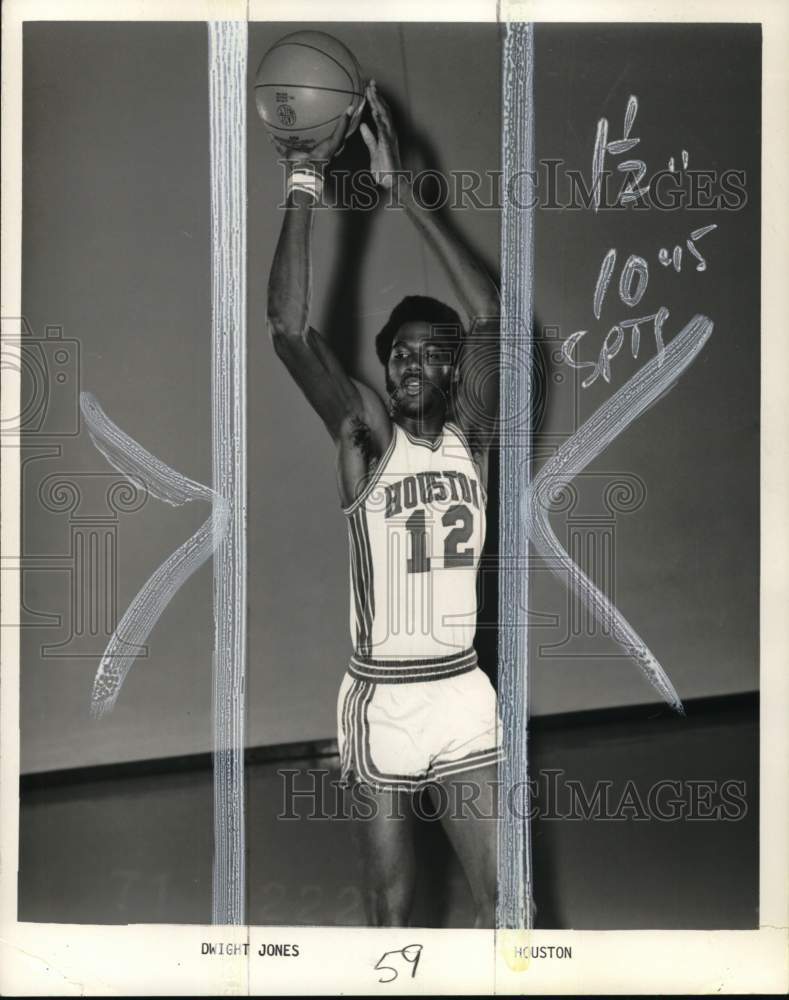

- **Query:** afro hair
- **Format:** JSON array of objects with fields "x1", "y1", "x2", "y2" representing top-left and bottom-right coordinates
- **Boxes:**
[{"x1": 374, "y1": 295, "x2": 464, "y2": 366}]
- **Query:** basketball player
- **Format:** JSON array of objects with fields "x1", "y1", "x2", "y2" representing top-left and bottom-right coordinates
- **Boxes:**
[{"x1": 267, "y1": 81, "x2": 502, "y2": 927}]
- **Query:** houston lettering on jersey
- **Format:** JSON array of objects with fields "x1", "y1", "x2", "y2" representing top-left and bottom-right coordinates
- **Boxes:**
[{"x1": 383, "y1": 470, "x2": 482, "y2": 518}]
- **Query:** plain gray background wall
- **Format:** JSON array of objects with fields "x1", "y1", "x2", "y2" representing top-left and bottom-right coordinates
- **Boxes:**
[{"x1": 21, "y1": 22, "x2": 759, "y2": 773}]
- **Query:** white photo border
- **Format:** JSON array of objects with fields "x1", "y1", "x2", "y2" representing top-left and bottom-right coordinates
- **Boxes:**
[{"x1": 1, "y1": 0, "x2": 787, "y2": 995}]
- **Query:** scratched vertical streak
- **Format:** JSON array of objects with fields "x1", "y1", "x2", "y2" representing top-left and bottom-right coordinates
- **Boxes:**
[
  {"x1": 208, "y1": 21, "x2": 247, "y2": 927},
  {"x1": 497, "y1": 21, "x2": 535, "y2": 932}
]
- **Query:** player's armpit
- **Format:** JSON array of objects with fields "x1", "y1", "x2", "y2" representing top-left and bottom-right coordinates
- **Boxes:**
[
  {"x1": 344, "y1": 376, "x2": 391, "y2": 450},
  {"x1": 334, "y1": 378, "x2": 393, "y2": 509}
]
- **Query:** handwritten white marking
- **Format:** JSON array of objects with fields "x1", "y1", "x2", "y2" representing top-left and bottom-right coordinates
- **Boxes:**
[
  {"x1": 79, "y1": 392, "x2": 228, "y2": 718},
  {"x1": 618, "y1": 254, "x2": 648, "y2": 307},
  {"x1": 593, "y1": 248, "x2": 617, "y2": 320},
  {"x1": 526, "y1": 314, "x2": 714, "y2": 713},
  {"x1": 593, "y1": 95, "x2": 646, "y2": 210}
]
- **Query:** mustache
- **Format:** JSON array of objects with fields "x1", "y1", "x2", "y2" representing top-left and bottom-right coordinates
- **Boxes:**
[
  {"x1": 396, "y1": 372, "x2": 441, "y2": 390},
  {"x1": 388, "y1": 374, "x2": 439, "y2": 394},
  {"x1": 386, "y1": 373, "x2": 450, "y2": 414}
]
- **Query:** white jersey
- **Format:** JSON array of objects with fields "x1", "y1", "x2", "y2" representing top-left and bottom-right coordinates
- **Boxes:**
[{"x1": 344, "y1": 421, "x2": 486, "y2": 681}]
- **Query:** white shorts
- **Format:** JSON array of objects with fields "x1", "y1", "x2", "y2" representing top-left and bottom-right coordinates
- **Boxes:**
[{"x1": 337, "y1": 659, "x2": 503, "y2": 792}]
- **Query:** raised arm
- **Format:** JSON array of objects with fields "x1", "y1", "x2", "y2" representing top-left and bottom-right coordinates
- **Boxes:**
[
  {"x1": 361, "y1": 81, "x2": 501, "y2": 453},
  {"x1": 266, "y1": 113, "x2": 392, "y2": 503}
]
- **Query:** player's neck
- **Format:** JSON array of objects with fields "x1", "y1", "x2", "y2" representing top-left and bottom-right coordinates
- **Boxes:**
[{"x1": 396, "y1": 414, "x2": 445, "y2": 446}]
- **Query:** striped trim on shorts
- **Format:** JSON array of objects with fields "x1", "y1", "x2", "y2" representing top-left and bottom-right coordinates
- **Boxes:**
[
  {"x1": 338, "y1": 668, "x2": 504, "y2": 793},
  {"x1": 348, "y1": 646, "x2": 479, "y2": 683}
]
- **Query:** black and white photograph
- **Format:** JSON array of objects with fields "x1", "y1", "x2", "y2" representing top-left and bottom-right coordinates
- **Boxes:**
[{"x1": 1, "y1": 0, "x2": 787, "y2": 995}]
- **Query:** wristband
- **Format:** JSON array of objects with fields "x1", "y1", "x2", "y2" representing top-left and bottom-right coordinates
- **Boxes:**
[{"x1": 287, "y1": 166, "x2": 324, "y2": 205}]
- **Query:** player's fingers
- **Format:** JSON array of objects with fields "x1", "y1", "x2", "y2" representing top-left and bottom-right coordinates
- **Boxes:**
[
  {"x1": 367, "y1": 82, "x2": 384, "y2": 123},
  {"x1": 370, "y1": 91, "x2": 394, "y2": 140},
  {"x1": 372, "y1": 85, "x2": 389, "y2": 112},
  {"x1": 375, "y1": 93, "x2": 394, "y2": 130},
  {"x1": 359, "y1": 122, "x2": 377, "y2": 153},
  {"x1": 369, "y1": 79, "x2": 390, "y2": 115},
  {"x1": 350, "y1": 96, "x2": 366, "y2": 127}
]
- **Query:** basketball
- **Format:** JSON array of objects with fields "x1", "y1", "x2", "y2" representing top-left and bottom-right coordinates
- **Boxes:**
[{"x1": 254, "y1": 31, "x2": 364, "y2": 153}]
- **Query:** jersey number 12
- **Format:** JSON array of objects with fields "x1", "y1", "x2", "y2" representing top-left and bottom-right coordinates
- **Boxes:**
[{"x1": 405, "y1": 504, "x2": 474, "y2": 573}]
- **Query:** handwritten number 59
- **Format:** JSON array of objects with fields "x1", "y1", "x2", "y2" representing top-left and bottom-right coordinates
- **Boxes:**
[{"x1": 374, "y1": 944, "x2": 423, "y2": 983}]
